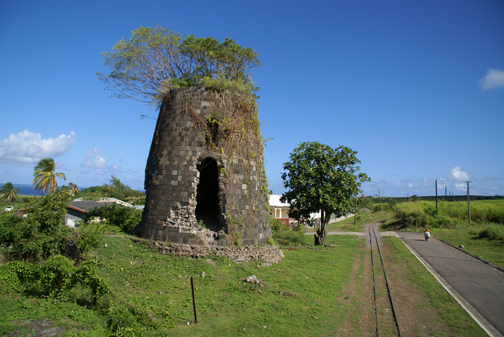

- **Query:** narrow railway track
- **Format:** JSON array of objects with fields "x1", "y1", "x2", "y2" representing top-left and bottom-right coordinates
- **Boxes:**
[{"x1": 369, "y1": 222, "x2": 402, "y2": 337}]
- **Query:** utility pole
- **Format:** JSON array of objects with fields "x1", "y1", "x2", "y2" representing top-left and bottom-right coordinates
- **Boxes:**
[
  {"x1": 435, "y1": 180, "x2": 438, "y2": 210},
  {"x1": 444, "y1": 185, "x2": 447, "y2": 201},
  {"x1": 465, "y1": 181, "x2": 472, "y2": 224},
  {"x1": 378, "y1": 188, "x2": 381, "y2": 208}
]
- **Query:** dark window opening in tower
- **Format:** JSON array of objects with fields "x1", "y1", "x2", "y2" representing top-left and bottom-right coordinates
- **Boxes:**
[{"x1": 195, "y1": 157, "x2": 222, "y2": 232}]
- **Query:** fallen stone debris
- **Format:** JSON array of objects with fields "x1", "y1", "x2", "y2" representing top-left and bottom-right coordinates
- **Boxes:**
[{"x1": 130, "y1": 237, "x2": 284, "y2": 263}]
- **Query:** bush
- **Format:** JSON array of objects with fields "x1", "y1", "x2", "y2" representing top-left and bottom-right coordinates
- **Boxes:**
[
  {"x1": 38, "y1": 254, "x2": 76, "y2": 298},
  {"x1": 357, "y1": 196, "x2": 373, "y2": 209},
  {"x1": 0, "y1": 255, "x2": 109, "y2": 303},
  {"x1": 270, "y1": 217, "x2": 305, "y2": 246},
  {"x1": 478, "y1": 224, "x2": 504, "y2": 241},
  {"x1": 106, "y1": 304, "x2": 143, "y2": 337},
  {"x1": 0, "y1": 261, "x2": 36, "y2": 294},
  {"x1": 73, "y1": 220, "x2": 109, "y2": 255},
  {"x1": 85, "y1": 204, "x2": 142, "y2": 232},
  {"x1": 16, "y1": 192, "x2": 71, "y2": 261},
  {"x1": 270, "y1": 217, "x2": 286, "y2": 232},
  {"x1": 0, "y1": 213, "x2": 22, "y2": 246}
]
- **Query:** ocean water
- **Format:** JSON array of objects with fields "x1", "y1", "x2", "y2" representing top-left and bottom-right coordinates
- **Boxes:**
[
  {"x1": 0, "y1": 183, "x2": 145, "y2": 196},
  {"x1": 0, "y1": 183, "x2": 48, "y2": 196}
]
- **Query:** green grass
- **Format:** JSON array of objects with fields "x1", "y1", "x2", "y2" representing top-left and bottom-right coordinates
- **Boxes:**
[
  {"x1": 384, "y1": 199, "x2": 504, "y2": 269},
  {"x1": 435, "y1": 228, "x2": 504, "y2": 269},
  {"x1": 0, "y1": 194, "x2": 39, "y2": 211},
  {"x1": 326, "y1": 210, "x2": 392, "y2": 232},
  {"x1": 394, "y1": 200, "x2": 504, "y2": 228},
  {"x1": 384, "y1": 236, "x2": 486, "y2": 336},
  {"x1": 1, "y1": 235, "x2": 362, "y2": 336}
]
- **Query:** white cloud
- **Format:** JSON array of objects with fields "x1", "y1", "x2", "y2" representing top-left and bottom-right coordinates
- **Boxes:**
[
  {"x1": 480, "y1": 68, "x2": 504, "y2": 90},
  {"x1": 0, "y1": 130, "x2": 76, "y2": 165},
  {"x1": 447, "y1": 166, "x2": 470, "y2": 181},
  {"x1": 82, "y1": 147, "x2": 108, "y2": 169},
  {"x1": 454, "y1": 182, "x2": 466, "y2": 191}
]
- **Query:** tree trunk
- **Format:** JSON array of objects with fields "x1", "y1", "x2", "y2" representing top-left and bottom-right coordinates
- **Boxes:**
[{"x1": 315, "y1": 217, "x2": 329, "y2": 245}]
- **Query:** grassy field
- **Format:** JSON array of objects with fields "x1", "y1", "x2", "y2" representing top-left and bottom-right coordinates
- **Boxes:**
[
  {"x1": 393, "y1": 200, "x2": 504, "y2": 228},
  {"x1": 2, "y1": 197, "x2": 499, "y2": 336},
  {"x1": 1, "y1": 229, "x2": 489, "y2": 336},
  {"x1": 1, "y1": 234, "x2": 362, "y2": 336},
  {"x1": 434, "y1": 229, "x2": 504, "y2": 269},
  {"x1": 326, "y1": 210, "x2": 392, "y2": 232},
  {"x1": 0, "y1": 194, "x2": 39, "y2": 211}
]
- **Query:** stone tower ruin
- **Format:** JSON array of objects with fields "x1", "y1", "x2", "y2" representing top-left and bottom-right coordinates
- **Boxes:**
[{"x1": 139, "y1": 87, "x2": 271, "y2": 246}]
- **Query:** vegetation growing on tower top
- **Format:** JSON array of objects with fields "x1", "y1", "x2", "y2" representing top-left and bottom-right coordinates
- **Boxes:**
[{"x1": 98, "y1": 25, "x2": 262, "y2": 106}]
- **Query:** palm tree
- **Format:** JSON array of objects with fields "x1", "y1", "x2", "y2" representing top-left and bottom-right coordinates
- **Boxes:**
[
  {"x1": 0, "y1": 182, "x2": 20, "y2": 207},
  {"x1": 61, "y1": 182, "x2": 80, "y2": 196},
  {"x1": 33, "y1": 158, "x2": 66, "y2": 194},
  {"x1": 68, "y1": 182, "x2": 80, "y2": 196}
]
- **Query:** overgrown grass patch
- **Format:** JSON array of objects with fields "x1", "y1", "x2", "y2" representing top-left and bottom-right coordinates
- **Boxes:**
[
  {"x1": 327, "y1": 210, "x2": 392, "y2": 232},
  {"x1": 393, "y1": 200, "x2": 504, "y2": 229},
  {"x1": 435, "y1": 227, "x2": 504, "y2": 269},
  {"x1": 2, "y1": 235, "x2": 362, "y2": 336},
  {"x1": 384, "y1": 236, "x2": 486, "y2": 336},
  {"x1": 98, "y1": 235, "x2": 361, "y2": 336}
]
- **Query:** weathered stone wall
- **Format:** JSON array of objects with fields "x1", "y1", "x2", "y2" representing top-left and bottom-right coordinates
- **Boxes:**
[
  {"x1": 139, "y1": 87, "x2": 271, "y2": 246},
  {"x1": 132, "y1": 238, "x2": 284, "y2": 263}
]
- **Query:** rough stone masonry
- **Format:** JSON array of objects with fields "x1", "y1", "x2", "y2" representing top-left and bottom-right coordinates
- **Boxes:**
[{"x1": 138, "y1": 87, "x2": 272, "y2": 247}]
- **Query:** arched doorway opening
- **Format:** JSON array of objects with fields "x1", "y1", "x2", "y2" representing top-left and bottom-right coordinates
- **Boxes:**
[{"x1": 195, "y1": 157, "x2": 222, "y2": 232}]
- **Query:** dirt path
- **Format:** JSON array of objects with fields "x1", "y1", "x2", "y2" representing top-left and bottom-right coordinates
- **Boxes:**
[{"x1": 331, "y1": 222, "x2": 453, "y2": 336}]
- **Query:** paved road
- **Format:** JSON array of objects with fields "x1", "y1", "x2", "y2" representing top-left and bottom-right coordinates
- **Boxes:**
[{"x1": 399, "y1": 232, "x2": 504, "y2": 336}]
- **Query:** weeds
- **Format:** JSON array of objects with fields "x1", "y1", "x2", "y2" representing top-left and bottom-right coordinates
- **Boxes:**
[
  {"x1": 270, "y1": 217, "x2": 306, "y2": 246},
  {"x1": 393, "y1": 201, "x2": 504, "y2": 228},
  {"x1": 478, "y1": 223, "x2": 504, "y2": 241},
  {"x1": 1, "y1": 235, "x2": 360, "y2": 336}
]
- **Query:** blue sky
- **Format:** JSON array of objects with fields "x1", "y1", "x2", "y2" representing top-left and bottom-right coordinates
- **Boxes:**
[{"x1": 1, "y1": 0, "x2": 503, "y2": 197}]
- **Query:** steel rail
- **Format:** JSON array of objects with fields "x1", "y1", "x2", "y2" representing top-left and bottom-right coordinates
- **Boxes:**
[
  {"x1": 369, "y1": 226, "x2": 380, "y2": 336},
  {"x1": 369, "y1": 223, "x2": 402, "y2": 337}
]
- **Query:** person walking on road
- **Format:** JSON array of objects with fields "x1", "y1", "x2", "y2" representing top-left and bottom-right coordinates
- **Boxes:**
[{"x1": 424, "y1": 228, "x2": 430, "y2": 241}]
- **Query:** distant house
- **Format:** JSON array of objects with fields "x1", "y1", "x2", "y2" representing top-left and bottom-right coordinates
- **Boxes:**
[
  {"x1": 268, "y1": 195, "x2": 322, "y2": 228},
  {"x1": 65, "y1": 200, "x2": 115, "y2": 228},
  {"x1": 14, "y1": 209, "x2": 27, "y2": 219},
  {"x1": 65, "y1": 198, "x2": 137, "y2": 228},
  {"x1": 269, "y1": 195, "x2": 294, "y2": 226}
]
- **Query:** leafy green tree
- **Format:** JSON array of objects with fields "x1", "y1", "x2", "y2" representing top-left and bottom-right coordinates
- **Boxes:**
[
  {"x1": 357, "y1": 195, "x2": 373, "y2": 209},
  {"x1": 281, "y1": 142, "x2": 370, "y2": 245},
  {"x1": 0, "y1": 182, "x2": 20, "y2": 207},
  {"x1": 33, "y1": 158, "x2": 66, "y2": 194},
  {"x1": 17, "y1": 192, "x2": 71, "y2": 261},
  {"x1": 85, "y1": 203, "x2": 142, "y2": 232},
  {"x1": 61, "y1": 182, "x2": 80, "y2": 196},
  {"x1": 98, "y1": 25, "x2": 262, "y2": 106},
  {"x1": 0, "y1": 212, "x2": 22, "y2": 246},
  {"x1": 102, "y1": 175, "x2": 131, "y2": 200}
]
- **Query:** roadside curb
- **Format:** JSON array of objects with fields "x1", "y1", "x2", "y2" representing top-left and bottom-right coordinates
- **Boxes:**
[
  {"x1": 399, "y1": 237, "x2": 503, "y2": 337},
  {"x1": 434, "y1": 236, "x2": 504, "y2": 274}
]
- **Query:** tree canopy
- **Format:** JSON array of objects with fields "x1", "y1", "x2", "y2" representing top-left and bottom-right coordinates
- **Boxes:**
[
  {"x1": 33, "y1": 158, "x2": 66, "y2": 194},
  {"x1": 0, "y1": 182, "x2": 20, "y2": 205},
  {"x1": 60, "y1": 182, "x2": 80, "y2": 196},
  {"x1": 80, "y1": 175, "x2": 144, "y2": 204},
  {"x1": 98, "y1": 25, "x2": 262, "y2": 106},
  {"x1": 281, "y1": 142, "x2": 370, "y2": 245}
]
